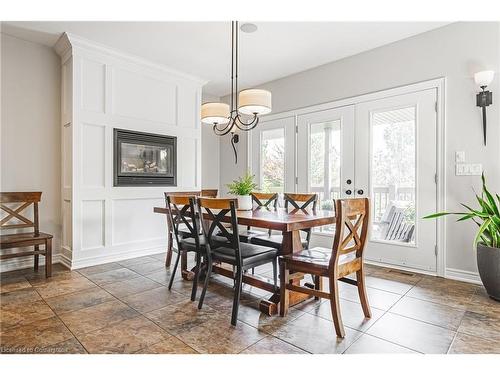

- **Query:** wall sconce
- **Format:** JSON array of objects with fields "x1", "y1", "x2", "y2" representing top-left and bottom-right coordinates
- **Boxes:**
[{"x1": 474, "y1": 70, "x2": 494, "y2": 145}]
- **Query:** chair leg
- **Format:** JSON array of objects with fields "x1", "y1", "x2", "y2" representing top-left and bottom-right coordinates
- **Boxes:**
[
  {"x1": 190, "y1": 252, "x2": 202, "y2": 301},
  {"x1": 279, "y1": 260, "x2": 289, "y2": 317},
  {"x1": 313, "y1": 275, "x2": 321, "y2": 300},
  {"x1": 168, "y1": 248, "x2": 182, "y2": 290},
  {"x1": 329, "y1": 277, "x2": 345, "y2": 338},
  {"x1": 165, "y1": 230, "x2": 174, "y2": 267},
  {"x1": 198, "y1": 256, "x2": 212, "y2": 309},
  {"x1": 45, "y1": 239, "x2": 52, "y2": 278},
  {"x1": 231, "y1": 267, "x2": 243, "y2": 326},
  {"x1": 34, "y1": 245, "x2": 39, "y2": 272},
  {"x1": 272, "y1": 258, "x2": 278, "y2": 292},
  {"x1": 356, "y1": 268, "x2": 372, "y2": 318}
]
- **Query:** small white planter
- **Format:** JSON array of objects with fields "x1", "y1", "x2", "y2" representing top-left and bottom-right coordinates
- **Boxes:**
[{"x1": 236, "y1": 195, "x2": 252, "y2": 211}]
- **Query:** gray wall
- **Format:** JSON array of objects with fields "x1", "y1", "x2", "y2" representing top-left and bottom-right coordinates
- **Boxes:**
[
  {"x1": 1, "y1": 32, "x2": 61, "y2": 269},
  {"x1": 220, "y1": 22, "x2": 500, "y2": 275},
  {"x1": 201, "y1": 92, "x2": 221, "y2": 190}
]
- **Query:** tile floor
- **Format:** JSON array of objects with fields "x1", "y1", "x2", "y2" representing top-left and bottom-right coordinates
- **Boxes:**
[{"x1": 1, "y1": 253, "x2": 500, "y2": 354}]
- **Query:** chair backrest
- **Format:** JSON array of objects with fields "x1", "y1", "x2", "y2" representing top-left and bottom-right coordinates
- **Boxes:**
[
  {"x1": 251, "y1": 192, "x2": 278, "y2": 209},
  {"x1": 330, "y1": 198, "x2": 370, "y2": 271},
  {"x1": 165, "y1": 194, "x2": 200, "y2": 249},
  {"x1": 284, "y1": 193, "x2": 318, "y2": 211},
  {"x1": 0, "y1": 192, "x2": 42, "y2": 234},
  {"x1": 201, "y1": 189, "x2": 218, "y2": 198},
  {"x1": 197, "y1": 198, "x2": 241, "y2": 263}
]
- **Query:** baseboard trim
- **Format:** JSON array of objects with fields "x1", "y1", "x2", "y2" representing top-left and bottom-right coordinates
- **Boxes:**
[
  {"x1": 445, "y1": 268, "x2": 482, "y2": 285},
  {"x1": 70, "y1": 246, "x2": 166, "y2": 269}
]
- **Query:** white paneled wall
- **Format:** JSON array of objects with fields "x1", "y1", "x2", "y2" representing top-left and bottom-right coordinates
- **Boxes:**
[{"x1": 55, "y1": 33, "x2": 205, "y2": 269}]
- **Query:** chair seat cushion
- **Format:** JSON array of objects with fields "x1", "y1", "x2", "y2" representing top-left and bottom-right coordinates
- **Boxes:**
[
  {"x1": 180, "y1": 235, "x2": 229, "y2": 251},
  {"x1": 212, "y1": 242, "x2": 278, "y2": 268},
  {"x1": 250, "y1": 234, "x2": 308, "y2": 249}
]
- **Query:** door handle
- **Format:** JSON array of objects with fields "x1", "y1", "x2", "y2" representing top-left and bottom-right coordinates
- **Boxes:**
[
  {"x1": 357, "y1": 189, "x2": 364, "y2": 195},
  {"x1": 345, "y1": 189, "x2": 352, "y2": 195}
]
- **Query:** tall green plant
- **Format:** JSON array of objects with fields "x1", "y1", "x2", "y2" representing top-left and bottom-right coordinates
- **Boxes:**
[
  {"x1": 226, "y1": 172, "x2": 257, "y2": 196},
  {"x1": 424, "y1": 173, "x2": 500, "y2": 248}
]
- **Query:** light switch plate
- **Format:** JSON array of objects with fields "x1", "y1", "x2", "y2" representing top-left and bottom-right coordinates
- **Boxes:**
[
  {"x1": 456, "y1": 163, "x2": 482, "y2": 176},
  {"x1": 455, "y1": 151, "x2": 466, "y2": 163}
]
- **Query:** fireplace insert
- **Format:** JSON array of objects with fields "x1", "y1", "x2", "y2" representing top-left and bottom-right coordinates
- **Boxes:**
[{"x1": 113, "y1": 129, "x2": 176, "y2": 186}]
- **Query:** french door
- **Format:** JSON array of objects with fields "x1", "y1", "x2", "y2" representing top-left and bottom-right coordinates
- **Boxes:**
[{"x1": 251, "y1": 88, "x2": 438, "y2": 272}]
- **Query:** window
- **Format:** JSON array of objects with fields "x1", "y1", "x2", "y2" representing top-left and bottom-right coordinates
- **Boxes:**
[
  {"x1": 370, "y1": 106, "x2": 416, "y2": 243},
  {"x1": 309, "y1": 120, "x2": 341, "y2": 232},
  {"x1": 260, "y1": 128, "x2": 285, "y2": 193}
]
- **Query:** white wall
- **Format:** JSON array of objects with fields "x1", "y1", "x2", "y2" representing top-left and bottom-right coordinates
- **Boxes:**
[
  {"x1": 56, "y1": 33, "x2": 204, "y2": 269},
  {"x1": 201, "y1": 92, "x2": 220, "y2": 190},
  {"x1": 0, "y1": 33, "x2": 61, "y2": 271},
  {"x1": 219, "y1": 22, "x2": 500, "y2": 277}
]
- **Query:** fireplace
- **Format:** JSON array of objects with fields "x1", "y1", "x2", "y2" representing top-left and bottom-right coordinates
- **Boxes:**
[{"x1": 113, "y1": 129, "x2": 177, "y2": 186}]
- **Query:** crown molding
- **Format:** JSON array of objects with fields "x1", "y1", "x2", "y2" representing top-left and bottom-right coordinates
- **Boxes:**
[{"x1": 53, "y1": 32, "x2": 208, "y2": 85}]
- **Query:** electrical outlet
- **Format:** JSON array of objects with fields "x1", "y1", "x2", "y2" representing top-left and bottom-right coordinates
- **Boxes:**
[
  {"x1": 455, "y1": 163, "x2": 483, "y2": 176},
  {"x1": 455, "y1": 151, "x2": 466, "y2": 163},
  {"x1": 470, "y1": 163, "x2": 483, "y2": 175}
]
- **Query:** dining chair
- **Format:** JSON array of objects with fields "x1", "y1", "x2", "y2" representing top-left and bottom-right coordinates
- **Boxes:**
[
  {"x1": 197, "y1": 197, "x2": 279, "y2": 326},
  {"x1": 165, "y1": 194, "x2": 205, "y2": 300},
  {"x1": 239, "y1": 192, "x2": 278, "y2": 242},
  {"x1": 250, "y1": 192, "x2": 318, "y2": 251},
  {"x1": 279, "y1": 198, "x2": 371, "y2": 338},
  {"x1": 201, "y1": 189, "x2": 218, "y2": 198}
]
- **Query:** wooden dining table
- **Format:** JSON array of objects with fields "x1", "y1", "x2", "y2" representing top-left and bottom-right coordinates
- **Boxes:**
[{"x1": 153, "y1": 205, "x2": 336, "y2": 315}]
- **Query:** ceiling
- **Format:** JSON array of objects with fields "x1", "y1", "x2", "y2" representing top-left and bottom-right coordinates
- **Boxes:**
[{"x1": 2, "y1": 21, "x2": 450, "y2": 97}]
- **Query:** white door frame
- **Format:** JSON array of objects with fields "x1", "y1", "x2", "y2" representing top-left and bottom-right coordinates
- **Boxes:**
[{"x1": 247, "y1": 77, "x2": 447, "y2": 277}]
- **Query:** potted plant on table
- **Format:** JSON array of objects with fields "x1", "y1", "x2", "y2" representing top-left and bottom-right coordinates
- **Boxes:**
[
  {"x1": 226, "y1": 172, "x2": 257, "y2": 211},
  {"x1": 424, "y1": 173, "x2": 500, "y2": 301}
]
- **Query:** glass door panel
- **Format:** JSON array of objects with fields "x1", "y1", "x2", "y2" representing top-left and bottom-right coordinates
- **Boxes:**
[{"x1": 260, "y1": 128, "x2": 285, "y2": 193}]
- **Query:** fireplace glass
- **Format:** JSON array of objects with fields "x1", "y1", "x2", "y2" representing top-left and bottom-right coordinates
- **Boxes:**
[{"x1": 114, "y1": 129, "x2": 176, "y2": 186}]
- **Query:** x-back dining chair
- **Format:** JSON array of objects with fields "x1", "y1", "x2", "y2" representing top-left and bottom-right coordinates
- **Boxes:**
[
  {"x1": 165, "y1": 194, "x2": 205, "y2": 300},
  {"x1": 250, "y1": 192, "x2": 318, "y2": 251},
  {"x1": 197, "y1": 197, "x2": 278, "y2": 326},
  {"x1": 279, "y1": 198, "x2": 371, "y2": 338}
]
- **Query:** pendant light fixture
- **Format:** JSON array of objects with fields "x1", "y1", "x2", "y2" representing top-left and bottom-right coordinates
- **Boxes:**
[{"x1": 201, "y1": 21, "x2": 272, "y2": 163}]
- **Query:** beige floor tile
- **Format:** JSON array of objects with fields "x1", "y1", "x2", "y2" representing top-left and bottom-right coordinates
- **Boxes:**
[
  {"x1": 339, "y1": 283, "x2": 402, "y2": 310},
  {"x1": 448, "y1": 332, "x2": 500, "y2": 354},
  {"x1": 273, "y1": 313, "x2": 363, "y2": 354},
  {"x1": 0, "y1": 316, "x2": 73, "y2": 352},
  {"x1": 390, "y1": 296, "x2": 466, "y2": 330},
  {"x1": 365, "y1": 275, "x2": 415, "y2": 295},
  {"x1": 146, "y1": 298, "x2": 220, "y2": 335},
  {"x1": 1, "y1": 300, "x2": 55, "y2": 332},
  {"x1": 77, "y1": 316, "x2": 170, "y2": 354},
  {"x1": 118, "y1": 256, "x2": 158, "y2": 267},
  {"x1": 125, "y1": 261, "x2": 167, "y2": 276},
  {"x1": 466, "y1": 288, "x2": 500, "y2": 318},
  {"x1": 120, "y1": 286, "x2": 185, "y2": 313},
  {"x1": 0, "y1": 275, "x2": 32, "y2": 293},
  {"x1": 102, "y1": 275, "x2": 163, "y2": 298},
  {"x1": 77, "y1": 262, "x2": 123, "y2": 276},
  {"x1": 0, "y1": 287, "x2": 42, "y2": 305},
  {"x1": 59, "y1": 300, "x2": 139, "y2": 335},
  {"x1": 176, "y1": 318, "x2": 267, "y2": 354},
  {"x1": 42, "y1": 337, "x2": 87, "y2": 354},
  {"x1": 344, "y1": 334, "x2": 418, "y2": 354},
  {"x1": 44, "y1": 286, "x2": 116, "y2": 314},
  {"x1": 458, "y1": 311, "x2": 500, "y2": 342},
  {"x1": 407, "y1": 276, "x2": 478, "y2": 309},
  {"x1": 367, "y1": 312, "x2": 455, "y2": 353},
  {"x1": 144, "y1": 268, "x2": 183, "y2": 285},
  {"x1": 240, "y1": 336, "x2": 308, "y2": 354},
  {"x1": 32, "y1": 275, "x2": 97, "y2": 299},
  {"x1": 306, "y1": 299, "x2": 384, "y2": 332},
  {"x1": 137, "y1": 336, "x2": 198, "y2": 354},
  {"x1": 83, "y1": 268, "x2": 141, "y2": 286}
]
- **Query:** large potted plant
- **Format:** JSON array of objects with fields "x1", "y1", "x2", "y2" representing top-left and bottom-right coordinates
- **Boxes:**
[
  {"x1": 424, "y1": 173, "x2": 500, "y2": 301},
  {"x1": 226, "y1": 172, "x2": 257, "y2": 211}
]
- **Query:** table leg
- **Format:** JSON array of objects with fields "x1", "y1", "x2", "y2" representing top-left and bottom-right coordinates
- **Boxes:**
[{"x1": 259, "y1": 229, "x2": 311, "y2": 315}]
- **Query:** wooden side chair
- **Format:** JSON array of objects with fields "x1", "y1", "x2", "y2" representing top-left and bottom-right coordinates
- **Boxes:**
[
  {"x1": 197, "y1": 197, "x2": 279, "y2": 326},
  {"x1": 250, "y1": 192, "x2": 318, "y2": 251},
  {"x1": 238, "y1": 192, "x2": 278, "y2": 243},
  {"x1": 201, "y1": 189, "x2": 218, "y2": 198},
  {"x1": 0, "y1": 192, "x2": 53, "y2": 277},
  {"x1": 279, "y1": 198, "x2": 371, "y2": 338}
]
